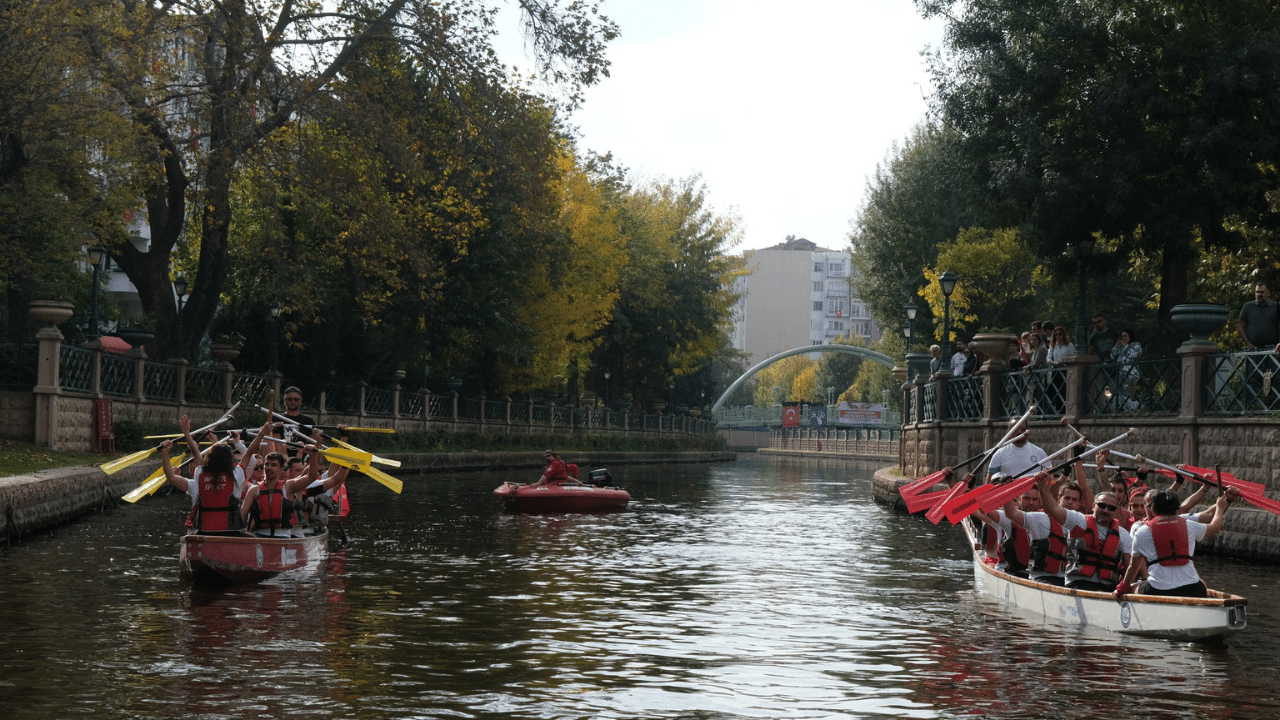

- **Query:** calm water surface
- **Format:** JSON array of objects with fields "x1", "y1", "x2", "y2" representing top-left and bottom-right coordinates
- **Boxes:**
[{"x1": 2, "y1": 455, "x2": 1278, "y2": 719}]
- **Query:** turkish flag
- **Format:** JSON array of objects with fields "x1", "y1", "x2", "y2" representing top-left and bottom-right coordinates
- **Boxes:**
[{"x1": 783, "y1": 407, "x2": 800, "y2": 427}]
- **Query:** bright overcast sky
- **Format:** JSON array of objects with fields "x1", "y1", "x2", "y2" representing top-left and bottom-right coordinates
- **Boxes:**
[{"x1": 500, "y1": 0, "x2": 946, "y2": 253}]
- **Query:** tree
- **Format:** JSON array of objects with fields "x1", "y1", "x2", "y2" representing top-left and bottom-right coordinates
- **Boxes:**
[
  {"x1": 850, "y1": 122, "x2": 984, "y2": 340},
  {"x1": 70, "y1": 0, "x2": 617, "y2": 359},
  {"x1": 920, "y1": 0, "x2": 1280, "y2": 351},
  {"x1": 921, "y1": 227, "x2": 1047, "y2": 337}
]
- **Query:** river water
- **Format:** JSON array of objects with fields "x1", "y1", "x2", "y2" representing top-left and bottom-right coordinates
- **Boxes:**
[{"x1": 2, "y1": 455, "x2": 1278, "y2": 719}]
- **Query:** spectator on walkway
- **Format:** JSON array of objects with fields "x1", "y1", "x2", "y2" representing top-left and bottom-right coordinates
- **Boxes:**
[
  {"x1": 951, "y1": 340, "x2": 969, "y2": 377},
  {"x1": 1236, "y1": 283, "x2": 1280, "y2": 410},
  {"x1": 1008, "y1": 339, "x2": 1027, "y2": 370},
  {"x1": 1088, "y1": 314, "x2": 1122, "y2": 360},
  {"x1": 1047, "y1": 327, "x2": 1075, "y2": 366},
  {"x1": 928, "y1": 344, "x2": 944, "y2": 378},
  {"x1": 1238, "y1": 283, "x2": 1280, "y2": 350},
  {"x1": 1110, "y1": 328, "x2": 1144, "y2": 411},
  {"x1": 1026, "y1": 331, "x2": 1049, "y2": 369}
]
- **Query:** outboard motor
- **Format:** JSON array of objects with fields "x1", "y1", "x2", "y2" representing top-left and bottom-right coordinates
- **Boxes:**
[{"x1": 589, "y1": 468, "x2": 613, "y2": 487}]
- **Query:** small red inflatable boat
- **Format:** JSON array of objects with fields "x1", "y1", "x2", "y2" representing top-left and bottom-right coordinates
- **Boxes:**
[{"x1": 493, "y1": 481, "x2": 630, "y2": 513}]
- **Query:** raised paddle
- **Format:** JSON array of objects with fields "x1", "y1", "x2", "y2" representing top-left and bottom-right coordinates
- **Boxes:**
[
  {"x1": 903, "y1": 406, "x2": 1037, "y2": 501},
  {"x1": 121, "y1": 452, "x2": 188, "y2": 502},
  {"x1": 102, "y1": 402, "x2": 241, "y2": 475},
  {"x1": 933, "y1": 434, "x2": 1089, "y2": 523},
  {"x1": 971, "y1": 429, "x2": 1136, "y2": 518},
  {"x1": 249, "y1": 430, "x2": 404, "y2": 494},
  {"x1": 247, "y1": 401, "x2": 403, "y2": 468}
]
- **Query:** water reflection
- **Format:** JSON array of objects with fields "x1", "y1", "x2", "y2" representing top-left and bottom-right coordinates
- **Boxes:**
[{"x1": 1, "y1": 455, "x2": 1278, "y2": 719}]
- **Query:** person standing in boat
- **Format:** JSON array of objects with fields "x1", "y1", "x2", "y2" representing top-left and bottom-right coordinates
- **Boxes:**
[
  {"x1": 275, "y1": 386, "x2": 317, "y2": 456},
  {"x1": 987, "y1": 417, "x2": 1047, "y2": 480},
  {"x1": 1038, "y1": 476, "x2": 1133, "y2": 592},
  {"x1": 1115, "y1": 487, "x2": 1236, "y2": 599}
]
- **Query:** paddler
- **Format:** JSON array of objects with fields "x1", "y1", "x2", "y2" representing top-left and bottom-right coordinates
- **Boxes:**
[
  {"x1": 533, "y1": 449, "x2": 582, "y2": 487},
  {"x1": 1038, "y1": 474, "x2": 1133, "y2": 592},
  {"x1": 1115, "y1": 486, "x2": 1237, "y2": 599},
  {"x1": 987, "y1": 417, "x2": 1047, "y2": 480},
  {"x1": 239, "y1": 442, "x2": 320, "y2": 537},
  {"x1": 160, "y1": 417, "x2": 272, "y2": 535}
]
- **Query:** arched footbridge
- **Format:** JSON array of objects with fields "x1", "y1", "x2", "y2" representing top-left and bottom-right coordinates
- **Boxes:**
[{"x1": 710, "y1": 345, "x2": 898, "y2": 414}]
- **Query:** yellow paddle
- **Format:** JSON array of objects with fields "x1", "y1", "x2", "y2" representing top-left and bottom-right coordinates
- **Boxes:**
[
  {"x1": 121, "y1": 452, "x2": 187, "y2": 503},
  {"x1": 331, "y1": 437, "x2": 402, "y2": 468},
  {"x1": 101, "y1": 402, "x2": 241, "y2": 475},
  {"x1": 319, "y1": 447, "x2": 403, "y2": 493}
]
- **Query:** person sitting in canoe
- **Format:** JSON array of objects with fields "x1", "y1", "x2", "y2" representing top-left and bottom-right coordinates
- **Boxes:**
[
  {"x1": 160, "y1": 417, "x2": 272, "y2": 535},
  {"x1": 1115, "y1": 486, "x2": 1237, "y2": 599},
  {"x1": 533, "y1": 449, "x2": 584, "y2": 487},
  {"x1": 1037, "y1": 474, "x2": 1133, "y2": 592},
  {"x1": 239, "y1": 445, "x2": 320, "y2": 538}
]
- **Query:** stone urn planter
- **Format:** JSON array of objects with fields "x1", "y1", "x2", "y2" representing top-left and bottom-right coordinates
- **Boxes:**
[
  {"x1": 209, "y1": 343, "x2": 241, "y2": 363},
  {"x1": 117, "y1": 326, "x2": 155, "y2": 348},
  {"x1": 688, "y1": 407, "x2": 702, "y2": 419},
  {"x1": 969, "y1": 332, "x2": 1019, "y2": 373},
  {"x1": 650, "y1": 400, "x2": 667, "y2": 414},
  {"x1": 28, "y1": 300, "x2": 74, "y2": 330},
  {"x1": 1170, "y1": 303, "x2": 1229, "y2": 346}
]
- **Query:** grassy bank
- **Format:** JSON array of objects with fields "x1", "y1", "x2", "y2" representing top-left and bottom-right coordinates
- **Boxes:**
[{"x1": 0, "y1": 440, "x2": 105, "y2": 477}]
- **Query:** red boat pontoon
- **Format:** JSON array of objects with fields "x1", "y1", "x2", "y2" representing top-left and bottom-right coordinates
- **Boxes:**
[
  {"x1": 493, "y1": 482, "x2": 630, "y2": 513},
  {"x1": 179, "y1": 530, "x2": 328, "y2": 586}
]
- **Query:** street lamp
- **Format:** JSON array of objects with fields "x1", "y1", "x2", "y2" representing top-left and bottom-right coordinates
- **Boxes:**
[
  {"x1": 172, "y1": 273, "x2": 188, "y2": 360},
  {"x1": 86, "y1": 244, "x2": 106, "y2": 342},
  {"x1": 603, "y1": 368, "x2": 611, "y2": 408},
  {"x1": 939, "y1": 270, "x2": 959, "y2": 358},
  {"x1": 1075, "y1": 237, "x2": 1096, "y2": 354},
  {"x1": 269, "y1": 301, "x2": 282, "y2": 373},
  {"x1": 904, "y1": 300, "x2": 918, "y2": 353}
]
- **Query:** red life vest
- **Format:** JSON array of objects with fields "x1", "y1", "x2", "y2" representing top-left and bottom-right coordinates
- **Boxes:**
[
  {"x1": 1147, "y1": 515, "x2": 1193, "y2": 566},
  {"x1": 1070, "y1": 516, "x2": 1124, "y2": 582},
  {"x1": 1030, "y1": 516, "x2": 1068, "y2": 575},
  {"x1": 1001, "y1": 524, "x2": 1033, "y2": 574},
  {"x1": 197, "y1": 471, "x2": 237, "y2": 533},
  {"x1": 254, "y1": 482, "x2": 292, "y2": 536}
]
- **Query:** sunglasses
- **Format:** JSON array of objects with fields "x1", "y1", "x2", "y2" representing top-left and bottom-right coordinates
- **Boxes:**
[{"x1": 1095, "y1": 501, "x2": 1118, "y2": 511}]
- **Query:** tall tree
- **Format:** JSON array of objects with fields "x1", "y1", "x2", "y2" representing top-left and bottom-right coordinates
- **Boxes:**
[
  {"x1": 71, "y1": 0, "x2": 616, "y2": 359},
  {"x1": 920, "y1": 0, "x2": 1280, "y2": 351}
]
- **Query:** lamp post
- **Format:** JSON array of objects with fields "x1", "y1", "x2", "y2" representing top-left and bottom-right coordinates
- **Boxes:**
[
  {"x1": 87, "y1": 244, "x2": 106, "y2": 342},
  {"x1": 904, "y1": 300, "x2": 918, "y2": 353},
  {"x1": 269, "y1": 301, "x2": 282, "y2": 373},
  {"x1": 939, "y1": 270, "x2": 959, "y2": 358},
  {"x1": 603, "y1": 368, "x2": 611, "y2": 409},
  {"x1": 1075, "y1": 237, "x2": 1096, "y2": 353},
  {"x1": 172, "y1": 274, "x2": 188, "y2": 360}
]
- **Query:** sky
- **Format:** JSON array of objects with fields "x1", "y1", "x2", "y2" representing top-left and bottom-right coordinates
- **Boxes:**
[{"x1": 499, "y1": 0, "x2": 947, "y2": 253}]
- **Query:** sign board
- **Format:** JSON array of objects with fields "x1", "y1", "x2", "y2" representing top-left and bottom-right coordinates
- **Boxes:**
[
  {"x1": 838, "y1": 401, "x2": 883, "y2": 424},
  {"x1": 809, "y1": 406, "x2": 828, "y2": 426}
]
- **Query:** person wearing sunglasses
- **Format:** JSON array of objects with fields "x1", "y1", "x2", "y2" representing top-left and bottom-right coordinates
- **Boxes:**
[{"x1": 1036, "y1": 474, "x2": 1133, "y2": 592}]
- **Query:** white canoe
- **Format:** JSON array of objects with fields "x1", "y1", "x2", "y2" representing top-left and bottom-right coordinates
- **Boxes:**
[{"x1": 962, "y1": 519, "x2": 1247, "y2": 641}]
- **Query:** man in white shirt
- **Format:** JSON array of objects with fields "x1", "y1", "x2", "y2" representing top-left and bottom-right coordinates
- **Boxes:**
[
  {"x1": 987, "y1": 418, "x2": 1047, "y2": 480},
  {"x1": 1038, "y1": 477, "x2": 1133, "y2": 591},
  {"x1": 951, "y1": 340, "x2": 968, "y2": 377}
]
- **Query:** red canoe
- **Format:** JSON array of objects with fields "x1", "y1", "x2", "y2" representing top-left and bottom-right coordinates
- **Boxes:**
[
  {"x1": 179, "y1": 530, "x2": 329, "y2": 586},
  {"x1": 493, "y1": 482, "x2": 631, "y2": 513}
]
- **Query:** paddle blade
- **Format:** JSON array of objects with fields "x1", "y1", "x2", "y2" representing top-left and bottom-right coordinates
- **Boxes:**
[
  {"x1": 358, "y1": 464, "x2": 404, "y2": 494},
  {"x1": 943, "y1": 484, "x2": 999, "y2": 524},
  {"x1": 899, "y1": 469, "x2": 949, "y2": 499},
  {"x1": 977, "y1": 476, "x2": 1037, "y2": 515},
  {"x1": 344, "y1": 426, "x2": 396, "y2": 434},
  {"x1": 101, "y1": 447, "x2": 158, "y2": 475},
  {"x1": 122, "y1": 474, "x2": 166, "y2": 503},
  {"x1": 925, "y1": 481, "x2": 970, "y2": 524},
  {"x1": 903, "y1": 488, "x2": 952, "y2": 514},
  {"x1": 143, "y1": 433, "x2": 183, "y2": 440},
  {"x1": 332, "y1": 437, "x2": 402, "y2": 468},
  {"x1": 322, "y1": 446, "x2": 373, "y2": 468}
]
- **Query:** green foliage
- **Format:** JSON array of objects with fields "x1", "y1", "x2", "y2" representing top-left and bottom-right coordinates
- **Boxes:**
[
  {"x1": 0, "y1": 440, "x2": 104, "y2": 478},
  {"x1": 921, "y1": 227, "x2": 1047, "y2": 336}
]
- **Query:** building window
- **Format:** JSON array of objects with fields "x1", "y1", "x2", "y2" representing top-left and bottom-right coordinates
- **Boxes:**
[
  {"x1": 828, "y1": 321, "x2": 843, "y2": 331},
  {"x1": 813, "y1": 281, "x2": 823, "y2": 292},
  {"x1": 813, "y1": 300, "x2": 823, "y2": 312},
  {"x1": 831, "y1": 262, "x2": 843, "y2": 273},
  {"x1": 814, "y1": 262, "x2": 824, "y2": 272}
]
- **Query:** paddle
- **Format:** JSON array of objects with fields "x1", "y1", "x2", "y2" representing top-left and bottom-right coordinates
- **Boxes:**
[
  {"x1": 314, "y1": 424, "x2": 396, "y2": 435},
  {"x1": 121, "y1": 452, "x2": 188, "y2": 503},
  {"x1": 970, "y1": 429, "x2": 1136, "y2": 518},
  {"x1": 932, "y1": 432, "x2": 1084, "y2": 523},
  {"x1": 248, "y1": 401, "x2": 403, "y2": 468},
  {"x1": 101, "y1": 402, "x2": 241, "y2": 475},
  {"x1": 901, "y1": 406, "x2": 1037, "y2": 500},
  {"x1": 249, "y1": 430, "x2": 404, "y2": 494}
]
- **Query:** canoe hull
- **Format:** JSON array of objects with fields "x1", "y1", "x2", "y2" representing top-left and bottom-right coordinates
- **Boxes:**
[
  {"x1": 494, "y1": 482, "x2": 630, "y2": 513},
  {"x1": 179, "y1": 531, "x2": 328, "y2": 586},
  {"x1": 963, "y1": 520, "x2": 1247, "y2": 641}
]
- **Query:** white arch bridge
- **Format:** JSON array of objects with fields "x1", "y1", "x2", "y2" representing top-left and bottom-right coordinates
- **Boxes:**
[{"x1": 710, "y1": 344, "x2": 898, "y2": 415}]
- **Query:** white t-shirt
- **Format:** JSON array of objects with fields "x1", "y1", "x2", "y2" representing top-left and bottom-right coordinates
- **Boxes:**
[
  {"x1": 988, "y1": 441, "x2": 1048, "y2": 478},
  {"x1": 1062, "y1": 509, "x2": 1133, "y2": 584},
  {"x1": 1131, "y1": 517, "x2": 1210, "y2": 590}
]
